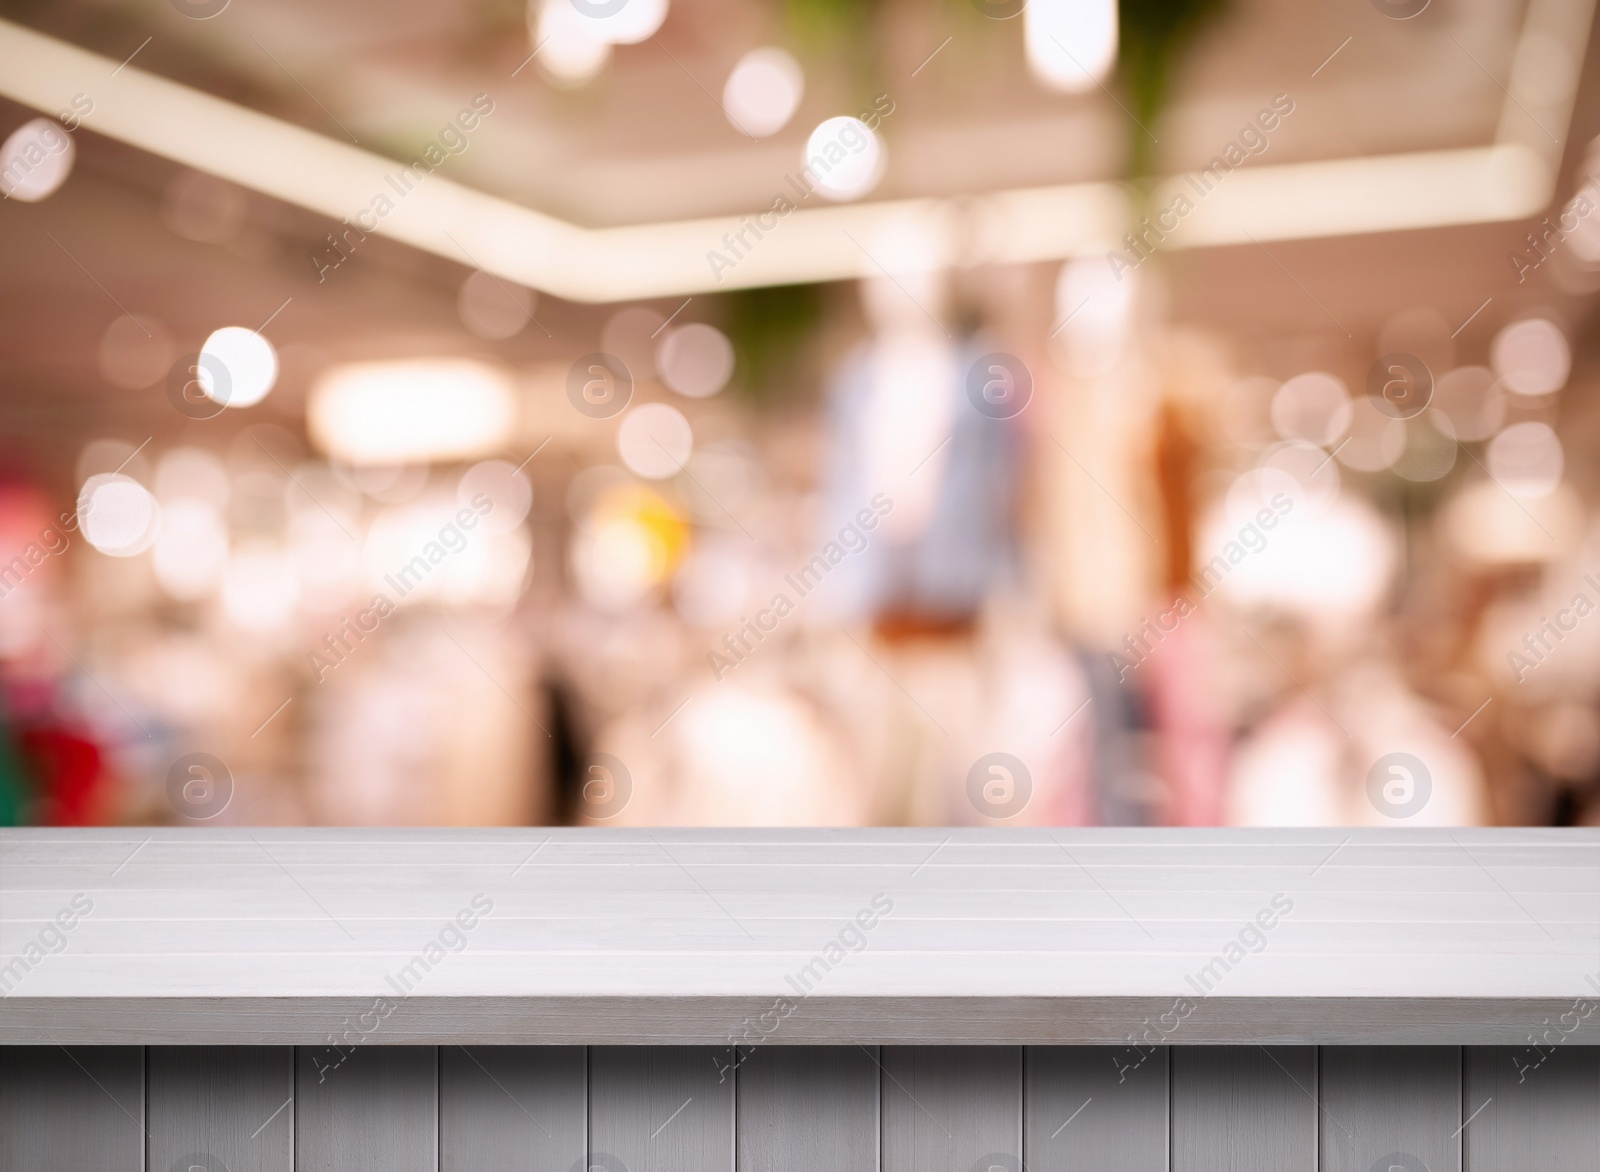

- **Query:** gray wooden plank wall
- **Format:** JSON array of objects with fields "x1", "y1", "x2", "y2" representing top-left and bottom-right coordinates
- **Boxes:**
[{"x1": 0, "y1": 1045, "x2": 1596, "y2": 1171}]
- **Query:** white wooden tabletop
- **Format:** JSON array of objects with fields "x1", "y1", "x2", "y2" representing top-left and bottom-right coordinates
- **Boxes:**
[{"x1": 2, "y1": 828, "x2": 1597, "y2": 1044}]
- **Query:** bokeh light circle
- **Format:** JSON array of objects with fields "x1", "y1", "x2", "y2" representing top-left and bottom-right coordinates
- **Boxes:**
[
  {"x1": 1487, "y1": 421, "x2": 1563, "y2": 498},
  {"x1": 78, "y1": 474, "x2": 161, "y2": 556},
  {"x1": 656, "y1": 323, "x2": 735, "y2": 398},
  {"x1": 458, "y1": 271, "x2": 536, "y2": 340},
  {"x1": 1432, "y1": 366, "x2": 1505, "y2": 442},
  {"x1": 1335, "y1": 399, "x2": 1407, "y2": 472},
  {"x1": 617, "y1": 403, "x2": 693, "y2": 479},
  {"x1": 0, "y1": 118, "x2": 75, "y2": 202},
  {"x1": 803, "y1": 117, "x2": 884, "y2": 201},
  {"x1": 99, "y1": 315, "x2": 174, "y2": 390},
  {"x1": 722, "y1": 48, "x2": 805, "y2": 137},
  {"x1": 1491, "y1": 318, "x2": 1569, "y2": 397},
  {"x1": 199, "y1": 327, "x2": 277, "y2": 408},
  {"x1": 457, "y1": 459, "x2": 533, "y2": 534},
  {"x1": 1272, "y1": 372, "x2": 1351, "y2": 446}
]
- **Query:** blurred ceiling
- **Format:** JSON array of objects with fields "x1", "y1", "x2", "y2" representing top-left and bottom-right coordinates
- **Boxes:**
[
  {"x1": 0, "y1": 0, "x2": 1559, "y2": 218},
  {"x1": 0, "y1": 0, "x2": 1592, "y2": 299}
]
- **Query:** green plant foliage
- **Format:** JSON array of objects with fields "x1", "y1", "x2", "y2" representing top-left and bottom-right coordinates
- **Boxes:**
[
  {"x1": 781, "y1": 0, "x2": 897, "y2": 94},
  {"x1": 723, "y1": 282, "x2": 825, "y2": 404},
  {"x1": 783, "y1": 0, "x2": 890, "y2": 50},
  {"x1": 1119, "y1": 0, "x2": 1231, "y2": 178}
]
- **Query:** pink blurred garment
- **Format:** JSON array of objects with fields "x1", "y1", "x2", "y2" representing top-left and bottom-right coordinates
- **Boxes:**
[{"x1": 1142, "y1": 601, "x2": 1231, "y2": 826}]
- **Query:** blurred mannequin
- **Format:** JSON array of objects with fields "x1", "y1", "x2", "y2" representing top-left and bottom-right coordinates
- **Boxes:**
[
  {"x1": 809, "y1": 241, "x2": 1087, "y2": 824},
  {"x1": 818, "y1": 257, "x2": 1021, "y2": 629}
]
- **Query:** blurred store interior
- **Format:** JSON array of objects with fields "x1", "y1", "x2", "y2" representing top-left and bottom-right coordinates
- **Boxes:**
[{"x1": 2, "y1": 0, "x2": 1600, "y2": 828}]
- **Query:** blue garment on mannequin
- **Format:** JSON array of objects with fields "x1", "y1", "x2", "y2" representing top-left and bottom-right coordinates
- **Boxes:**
[{"x1": 816, "y1": 336, "x2": 1021, "y2": 622}]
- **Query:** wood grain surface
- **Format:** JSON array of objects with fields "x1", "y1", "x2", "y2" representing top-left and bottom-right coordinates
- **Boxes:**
[
  {"x1": 1171, "y1": 1046, "x2": 1317, "y2": 1172},
  {"x1": 736, "y1": 1045, "x2": 879, "y2": 1172},
  {"x1": 881, "y1": 1046, "x2": 1022, "y2": 1172},
  {"x1": 295, "y1": 1045, "x2": 437, "y2": 1172},
  {"x1": 0, "y1": 1042, "x2": 1596, "y2": 1170},
  {"x1": 148, "y1": 1046, "x2": 294, "y2": 1172},
  {"x1": 589, "y1": 1046, "x2": 734, "y2": 1172},
  {"x1": 0, "y1": 1045, "x2": 143, "y2": 1172},
  {"x1": 1464, "y1": 1045, "x2": 1600, "y2": 1172},
  {"x1": 2, "y1": 828, "x2": 1595, "y2": 1044},
  {"x1": 440, "y1": 1045, "x2": 586, "y2": 1172},
  {"x1": 1025, "y1": 1045, "x2": 1169, "y2": 1172},
  {"x1": 1319, "y1": 1047, "x2": 1462, "y2": 1172}
]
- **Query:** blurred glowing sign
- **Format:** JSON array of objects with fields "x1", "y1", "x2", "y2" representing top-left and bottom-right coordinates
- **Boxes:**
[{"x1": 308, "y1": 360, "x2": 516, "y2": 466}]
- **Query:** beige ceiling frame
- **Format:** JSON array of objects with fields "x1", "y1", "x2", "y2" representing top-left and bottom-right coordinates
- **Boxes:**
[{"x1": 0, "y1": 0, "x2": 1591, "y2": 303}]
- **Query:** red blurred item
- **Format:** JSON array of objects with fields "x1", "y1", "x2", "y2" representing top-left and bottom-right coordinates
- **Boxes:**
[{"x1": 20, "y1": 726, "x2": 110, "y2": 825}]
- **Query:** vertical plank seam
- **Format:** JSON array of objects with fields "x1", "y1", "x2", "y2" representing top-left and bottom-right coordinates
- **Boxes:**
[
  {"x1": 293, "y1": 1044, "x2": 302, "y2": 1172},
  {"x1": 730, "y1": 1042, "x2": 738, "y2": 1172},
  {"x1": 1313, "y1": 1047, "x2": 1320, "y2": 1172},
  {"x1": 1168, "y1": 1046, "x2": 1175, "y2": 1172},
  {"x1": 143, "y1": 1044, "x2": 150, "y2": 1172},
  {"x1": 435, "y1": 1045, "x2": 443, "y2": 1172},
  {"x1": 288, "y1": 1046, "x2": 297, "y2": 1172},
  {"x1": 1459, "y1": 1045, "x2": 1467, "y2": 1172},
  {"x1": 876, "y1": 1050, "x2": 889, "y2": 1172},
  {"x1": 1019, "y1": 1047, "x2": 1027, "y2": 1172},
  {"x1": 878, "y1": 1046, "x2": 886, "y2": 1172},
  {"x1": 1015, "y1": 1047, "x2": 1023, "y2": 1169}
]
